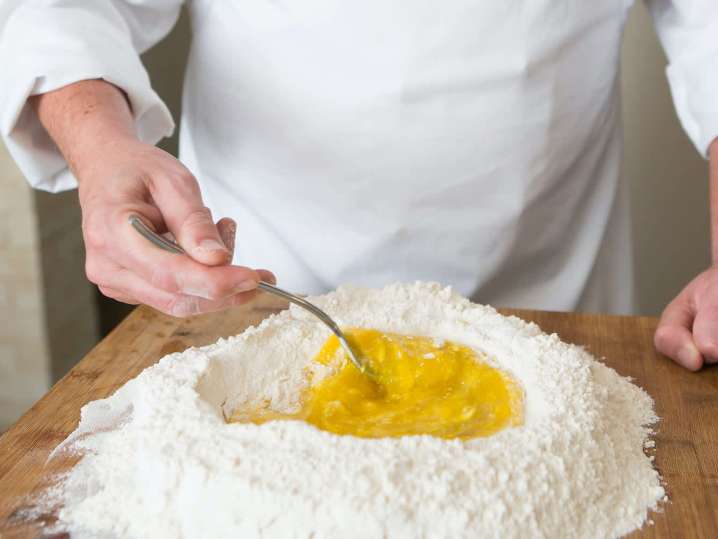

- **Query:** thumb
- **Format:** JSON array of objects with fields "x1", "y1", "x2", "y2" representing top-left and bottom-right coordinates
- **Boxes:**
[
  {"x1": 150, "y1": 170, "x2": 229, "y2": 266},
  {"x1": 654, "y1": 290, "x2": 703, "y2": 371}
]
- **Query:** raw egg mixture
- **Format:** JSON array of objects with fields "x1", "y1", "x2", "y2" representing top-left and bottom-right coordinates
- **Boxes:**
[{"x1": 230, "y1": 329, "x2": 523, "y2": 439}]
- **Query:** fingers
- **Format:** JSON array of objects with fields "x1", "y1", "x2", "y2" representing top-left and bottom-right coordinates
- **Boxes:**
[
  {"x1": 216, "y1": 217, "x2": 237, "y2": 260},
  {"x1": 654, "y1": 291, "x2": 703, "y2": 371},
  {"x1": 98, "y1": 286, "x2": 139, "y2": 305},
  {"x1": 76, "y1": 143, "x2": 277, "y2": 318},
  {"x1": 79, "y1": 160, "x2": 277, "y2": 315},
  {"x1": 257, "y1": 268, "x2": 277, "y2": 285},
  {"x1": 692, "y1": 300, "x2": 718, "y2": 364},
  {"x1": 108, "y1": 211, "x2": 261, "y2": 301},
  {"x1": 166, "y1": 290, "x2": 259, "y2": 317},
  {"x1": 85, "y1": 201, "x2": 269, "y2": 305},
  {"x1": 147, "y1": 169, "x2": 230, "y2": 266},
  {"x1": 92, "y1": 260, "x2": 259, "y2": 317},
  {"x1": 214, "y1": 217, "x2": 277, "y2": 284}
]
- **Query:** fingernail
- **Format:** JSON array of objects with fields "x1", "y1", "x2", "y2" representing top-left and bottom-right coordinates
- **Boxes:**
[
  {"x1": 197, "y1": 239, "x2": 227, "y2": 253},
  {"x1": 221, "y1": 224, "x2": 236, "y2": 255},
  {"x1": 233, "y1": 279, "x2": 258, "y2": 293},
  {"x1": 257, "y1": 269, "x2": 276, "y2": 284},
  {"x1": 677, "y1": 344, "x2": 699, "y2": 368}
]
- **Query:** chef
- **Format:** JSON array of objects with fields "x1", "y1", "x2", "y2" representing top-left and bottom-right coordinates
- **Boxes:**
[{"x1": 1, "y1": 1, "x2": 717, "y2": 370}]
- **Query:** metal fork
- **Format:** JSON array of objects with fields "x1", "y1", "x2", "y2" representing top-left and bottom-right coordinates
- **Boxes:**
[{"x1": 128, "y1": 215, "x2": 371, "y2": 376}]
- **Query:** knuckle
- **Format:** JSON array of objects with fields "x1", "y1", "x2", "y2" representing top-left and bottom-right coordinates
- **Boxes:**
[
  {"x1": 695, "y1": 337, "x2": 718, "y2": 359},
  {"x1": 206, "y1": 279, "x2": 231, "y2": 300},
  {"x1": 135, "y1": 169, "x2": 153, "y2": 187},
  {"x1": 82, "y1": 218, "x2": 107, "y2": 251},
  {"x1": 149, "y1": 266, "x2": 178, "y2": 293},
  {"x1": 144, "y1": 170, "x2": 160, "y2": 193},
  {"x1": 165, "y1": 295, "x2": 198, "y2": 318},
  {"x1": 175, "y1": 171, "x2": 201, "y2": 195},
  {"x1": 182, "y1": 207, "x2": 213, "y2": 230},
  {"x1": 146, "y1": 167, "x2": 197, "y2": 195},
  {"x1": 177, "y1": 170, "x2": 198, "y2": 186},
  {"x1": 653, "y1": 325, "x2": 674, "y2": 352},
  {"x1": 85, "y1": 258, "x2": 103, "y2": 285},
  {"x1": 161, "y1": 296, "x2": 183, "y2": 317},
  {"x1": 97, "y1": 286, "x2": 115, "y2": 300},
  {"x1": 161, "y1": 169, "x2": 199, "y2": 191},
  {"x1": 167, "y1": 167, "x2": 195, "y2": 183}
]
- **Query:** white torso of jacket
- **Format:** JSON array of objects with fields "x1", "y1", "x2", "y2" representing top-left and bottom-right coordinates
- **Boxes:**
[{"x1": 2, "y1": 0, "x2": 717, "y2": 313}]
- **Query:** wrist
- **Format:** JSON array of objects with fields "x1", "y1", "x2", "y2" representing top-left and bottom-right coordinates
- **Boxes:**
[
  {"x1": 74, "y1": 132, "x2": 143, "y2": 188},
  {"x1": 31, "y1": 79, "x2": 139, "y2": 180},
  {"x1": 70, "y1": 129, "x2": 139, "y2": 183}
]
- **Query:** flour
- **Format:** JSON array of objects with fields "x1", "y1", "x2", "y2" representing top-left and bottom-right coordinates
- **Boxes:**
[{"x1": 43, "y1": 282, "x2": 664, "y2": 538}]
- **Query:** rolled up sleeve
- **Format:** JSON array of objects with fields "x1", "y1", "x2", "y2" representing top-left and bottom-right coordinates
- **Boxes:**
[
  {"x1": 646, "y1": 0, "x2": 718, "y2": 158},
  {"x1": 0, "y1": 1, "x2": 182, "y2": 192}
]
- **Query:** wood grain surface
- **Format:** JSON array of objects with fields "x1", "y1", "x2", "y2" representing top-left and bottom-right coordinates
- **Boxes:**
[{"x1": 0, "y1": 296, "x2": 716, "y2": 538}]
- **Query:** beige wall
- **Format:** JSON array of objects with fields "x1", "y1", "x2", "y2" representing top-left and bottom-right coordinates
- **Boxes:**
[
  {"x1": 0, "y1": 166, "x2": 99, "y2": 430},
  {"x1": 0, "y1": 145, "x2": 51, "y2": 429},
  {"x1": 0, "y1": 147, "x2": 99, "y2": 430}
]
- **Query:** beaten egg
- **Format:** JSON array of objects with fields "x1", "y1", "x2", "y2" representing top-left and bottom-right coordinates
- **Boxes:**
[{"x1": 231, "y1": 329, "x2": 523, "y2": 440}]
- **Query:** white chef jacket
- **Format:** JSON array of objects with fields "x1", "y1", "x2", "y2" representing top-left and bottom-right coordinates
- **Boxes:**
[{"x1": 1, "y1": 1, "x2": 717, "y2": 314}]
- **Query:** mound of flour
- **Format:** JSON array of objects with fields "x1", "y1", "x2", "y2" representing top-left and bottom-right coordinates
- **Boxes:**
[{"x1": 45, "y1": 282, "x2": 664, "y2": 538}]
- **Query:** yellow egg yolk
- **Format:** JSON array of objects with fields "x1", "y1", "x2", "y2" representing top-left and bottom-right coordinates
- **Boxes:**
[{"x1": 231, "y1": 329, "x2": 523, "y2": 440}]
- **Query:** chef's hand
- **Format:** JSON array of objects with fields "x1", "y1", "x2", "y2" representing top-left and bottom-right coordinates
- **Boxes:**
[
  {"x1": 654, "y1": 138, "x2": 718, "y2": 370},
  {"x1": 655, "y1": 267, "x2": 718, "y2": 370},
  {"x1": 78, "y1": 138, "x2": 276, "y2": 317},
  {"x1": 31, "y1": 79, "x2": 275, "y2": 317}
]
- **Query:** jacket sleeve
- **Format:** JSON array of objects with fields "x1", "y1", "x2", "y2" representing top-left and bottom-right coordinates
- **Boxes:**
[
  {"x1": 645, "y1": 0, "x2": 718, "y2": 158},
  {"x1": 0, "y1": 0, "x2": 182, "y2": 192}
]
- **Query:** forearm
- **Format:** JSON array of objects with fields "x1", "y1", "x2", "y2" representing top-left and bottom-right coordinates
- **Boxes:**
[
  {"x1": 30, "y1": 79, "x2": 137, "y2": 180},
  {"x1": 711, "y1": 138, "x2": 718, "y2": 263}
]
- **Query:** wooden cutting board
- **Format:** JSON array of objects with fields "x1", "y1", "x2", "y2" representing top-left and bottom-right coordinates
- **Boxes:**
[{"x1": 0, "y1": 296, "x2": 716, "y2": 538}]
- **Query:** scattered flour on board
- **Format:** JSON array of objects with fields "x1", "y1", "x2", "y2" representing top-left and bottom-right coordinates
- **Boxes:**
[{"x1": 41, "y1": 282, "x2": 665, "y2": 538}]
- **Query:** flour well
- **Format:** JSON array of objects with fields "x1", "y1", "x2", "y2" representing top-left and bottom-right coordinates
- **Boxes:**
[{"x1": 45, "y1": 282, "x2": 664, "y2": 538}]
